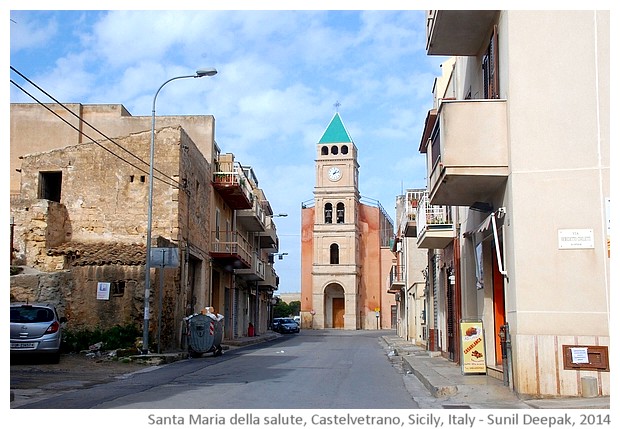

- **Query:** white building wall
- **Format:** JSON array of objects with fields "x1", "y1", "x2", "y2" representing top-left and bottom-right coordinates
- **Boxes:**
[{"x1": 447, "y1": 10, "x2": 609, "y2": 397}]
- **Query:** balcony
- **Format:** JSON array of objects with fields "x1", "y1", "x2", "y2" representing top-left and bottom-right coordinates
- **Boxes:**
[
  {"x1": 258, "y1": 217, "x2": 279, "y2": 253},
  {"x1": 235, "y1": 252, "x2": 266, "y2": 281},
  {"x1": 401, "y1": 190, "x2": 426, "y2": 238},
  {"x1": 237, "y1": 198, "x2": 267, "y2": 232},
  {"x1": 212, "y1": 162, "x2": 253, "y2": 210},
  {"x1": 388, "y1": 265, "x2": 405, "y2": 292},
  {"x1": 425, "y1": 99, "x2": 508, "y2": 207},
  {"x1": 209, "y1": 231, "x2": 252, "y2": 269},
  {"x1": 258, "y1": 265, "x2": 279, "y2": 291},
  {"x1": 416, "y1": 196, "x2": 455, "y2": 249},
  {"x1": 426, "y1": 10, "x2": 499, "y2": 56}
]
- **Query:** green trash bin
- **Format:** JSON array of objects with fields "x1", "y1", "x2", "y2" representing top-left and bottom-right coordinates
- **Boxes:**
[{"x1": 186, "y1": 313, "x2": 223, "y2": 358}]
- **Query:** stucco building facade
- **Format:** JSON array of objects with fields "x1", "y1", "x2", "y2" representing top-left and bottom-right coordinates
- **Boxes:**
[{"x1": 398, "y1": 10, "x2": 610, "y2": 399}]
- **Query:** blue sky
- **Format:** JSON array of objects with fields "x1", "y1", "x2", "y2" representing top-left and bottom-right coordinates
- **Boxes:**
[{"x1": 8, "y1": 7, "x2": 448, "y2": 294}]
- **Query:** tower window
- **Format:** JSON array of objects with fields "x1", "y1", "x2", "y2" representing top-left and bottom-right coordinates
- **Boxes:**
[
  {"x1": 341, "y1": 145, "x2": 349, "y2": 155},
  {"x1": 321, "y1": 146, "x2": 329, "y2": 155},
  {"x1": 331, "y1": 145, "x2": 339, "y2": 155},
  {"x1": 324, "y1": 203, "x2": 333, "y2": 224},
  {"x1": 336, "y1": 202, "x2": 345, "y2": 223},
  {"x1": 330, "y1": 243, "x2": 339, "y2": 264}
]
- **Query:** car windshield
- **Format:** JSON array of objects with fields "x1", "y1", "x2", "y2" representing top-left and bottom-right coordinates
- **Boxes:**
[
  {"x1": 280, "y1": 318, "x2": 295, "y2": 324},
  {"x1": 10, "y1": 306, "x2": 54, "y2": 323}
]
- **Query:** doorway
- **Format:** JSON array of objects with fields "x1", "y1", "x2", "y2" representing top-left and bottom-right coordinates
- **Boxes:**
[
  {"x1": 333, "y1": 298, "x2": 345, "y2": 328},
  {"x1": 492, "y1": 237, "x2": 506, "y2": 365},
  {"x1": 324, "y1": 283, "x2": 345, "y2": 328}
]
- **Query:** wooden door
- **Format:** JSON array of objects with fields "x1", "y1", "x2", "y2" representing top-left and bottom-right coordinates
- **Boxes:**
[
  {"x1": 493, "y1": 244, "x2": 506, "y2": 365},
  {"x1": 333, "y1": 298, "x2": 345, "y2": 328}
]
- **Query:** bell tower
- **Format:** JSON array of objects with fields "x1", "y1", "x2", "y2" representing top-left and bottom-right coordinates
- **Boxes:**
[{"x1": 311, "y1": 112, "x2": 361, "y2": 329}]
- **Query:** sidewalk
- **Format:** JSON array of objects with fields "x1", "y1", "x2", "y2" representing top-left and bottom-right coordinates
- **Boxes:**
[
  {"x1": 221, "y1": 331, "x2": 281, "y2": 348},
  {"x1": 382, "y1": 335, "x2": 610, "y2": 409}
]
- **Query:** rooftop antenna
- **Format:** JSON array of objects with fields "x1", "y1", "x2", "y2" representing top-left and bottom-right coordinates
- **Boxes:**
[{"x1": 334, "y1": 100, "x2": 341, "y2": 112}]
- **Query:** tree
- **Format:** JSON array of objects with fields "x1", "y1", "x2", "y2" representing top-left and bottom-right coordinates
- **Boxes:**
[
  {"x1": 273, "y1": 301, "x2": 291, "y2": 318},
  {"x1": 288, "y1": 300, "x2": 301, "y2": 316}
]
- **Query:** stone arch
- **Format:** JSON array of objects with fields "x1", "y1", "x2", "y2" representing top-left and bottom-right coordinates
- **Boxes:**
[{"x1": 323, "y1": 282, "x2": 345, "y2": 329}]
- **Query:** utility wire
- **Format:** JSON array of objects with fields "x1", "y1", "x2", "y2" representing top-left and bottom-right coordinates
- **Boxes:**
[
  {"x1": 11, "y1": 78, "x2": 181, "y2": 189},
  {"x1": 10, "y1": 66, "x2": 180, "y2": 188},
  {"x1": 11, "y1": 78, "x2": 182, "y2": 188}
]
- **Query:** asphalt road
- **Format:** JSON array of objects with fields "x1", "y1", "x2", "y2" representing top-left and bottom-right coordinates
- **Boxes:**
[{"x1": 11, "y1": 330, "x2": 422, "y2": 409}]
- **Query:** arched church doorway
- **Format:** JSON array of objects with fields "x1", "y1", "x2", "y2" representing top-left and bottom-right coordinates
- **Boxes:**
[{"x1": 324, "y1": 283, "x2": 345, "y2": 328}]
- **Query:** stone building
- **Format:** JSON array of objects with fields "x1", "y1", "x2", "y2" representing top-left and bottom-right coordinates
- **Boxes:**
[
  {"x1": 10, "y1": 103, "x2": 282, "y2": 350},
  {"x1": 300, "y1": 113, "x2": 395, "y2": 330}
]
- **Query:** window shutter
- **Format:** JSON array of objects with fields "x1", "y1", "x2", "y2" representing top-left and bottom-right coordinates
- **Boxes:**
[{"x1": 489, "y1": 25, "x2": 499, "y2": 99}]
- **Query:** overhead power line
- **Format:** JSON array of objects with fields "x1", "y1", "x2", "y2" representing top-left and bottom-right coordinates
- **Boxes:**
[{"x1": 10, "y1": 66, "x2": 180, "y2": 189}]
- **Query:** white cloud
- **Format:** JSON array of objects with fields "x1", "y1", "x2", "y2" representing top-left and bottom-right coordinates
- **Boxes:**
[
  {"x1": 9, "y1": 9, "x2": 442, "y2": 293},
  {"x1": 9, "y1": 11, "x2": 58, "y2": 52}
]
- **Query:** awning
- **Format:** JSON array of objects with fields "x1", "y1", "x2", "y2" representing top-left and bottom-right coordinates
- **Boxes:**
[
  {"x1": 463, "y1": 208, "x2": 507, "y2": 277},
  {"x1": 463, "y1": 207, "x2": 506, "y2": 237},
  {"x1": 463, "y1": 214, "x2": 493, "y2": 237}
]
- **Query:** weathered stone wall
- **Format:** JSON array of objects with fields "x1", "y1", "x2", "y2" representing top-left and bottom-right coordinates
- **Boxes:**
[
  {"x1": 18, "y1": 127, "x2": 184, "y2": 244},
  {"x1": 10, "y1": 266, "x2": 185, "y2": 350},
  {"x1": 11, "y1": 198, "x2": 70, "y2": 271},
  {"x1": 11, "y1": 103, "x2": 215, "y2": 195},
  {"x1": 11, "y1": 126, "x2": 215, "y2": 350}
]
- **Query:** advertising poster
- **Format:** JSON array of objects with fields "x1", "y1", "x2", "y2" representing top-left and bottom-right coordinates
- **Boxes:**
[{"x1": 460, "y1": 320, "x2": 486, "y2": 374}]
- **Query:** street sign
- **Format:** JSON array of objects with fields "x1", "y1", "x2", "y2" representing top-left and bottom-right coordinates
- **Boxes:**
[{"x1": 150, "y1": 247, "x2": 179, "y2": 267}]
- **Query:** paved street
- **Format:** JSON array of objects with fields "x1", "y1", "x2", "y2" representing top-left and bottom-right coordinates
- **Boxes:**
[{"x1": 12, "y1": 330, "x2": 422, "y2": 409}]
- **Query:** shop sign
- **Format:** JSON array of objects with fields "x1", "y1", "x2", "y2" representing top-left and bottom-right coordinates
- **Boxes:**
[{"x1": 460, "y1": 320, "x2": 486, "y2": 374}]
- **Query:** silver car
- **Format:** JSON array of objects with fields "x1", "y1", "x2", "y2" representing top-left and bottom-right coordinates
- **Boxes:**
[{"x1": 10, "y1": 303, "x2": 67, "y2": 363}]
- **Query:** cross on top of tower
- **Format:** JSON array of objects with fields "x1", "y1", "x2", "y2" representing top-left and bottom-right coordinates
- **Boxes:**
[{"x1": 334, "y1": 101, "x2": 341, "y2": 112}]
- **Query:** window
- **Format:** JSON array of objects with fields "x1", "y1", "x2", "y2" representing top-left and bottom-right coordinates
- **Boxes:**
[
  {"x1": 324, "y1": 203, "x2": 333, "y2": 224},
  {"x1": 331, "y1": 145, "x2": 338, "y2": 155},
  {"x1": 330, "y1": 243, "x2": 339, "y2": 264},
  {"x1": 336, "y1": 202, "x2": 345, "y2": 223},
  {"x1": 38, "y1": 171, "x2": 62, "y2": 202},
  {"x1": 112, "y1": 281, "x2": 125, "y2": 297},
  {"x1": 215, "y1": 209, "x2": 221, "y2": 240},
  {"x1": 482, "y1": 25, "x2": 499, "y2": 99},
  {"x1": 341, "y1": 145, "x2": 349, "y2": 155},
  {"x1": 321, "y1": 146, "x2": 329, "y2": 155}
]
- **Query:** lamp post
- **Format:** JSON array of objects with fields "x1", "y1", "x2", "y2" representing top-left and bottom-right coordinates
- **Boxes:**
[{"x1": 142, "y1": 67, "x2": 217, "y2": 354}]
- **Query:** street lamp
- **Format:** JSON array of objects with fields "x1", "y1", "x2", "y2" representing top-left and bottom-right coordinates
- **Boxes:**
[{"x1": 142, "y1": 67, "x2": 217, "y2": 354}]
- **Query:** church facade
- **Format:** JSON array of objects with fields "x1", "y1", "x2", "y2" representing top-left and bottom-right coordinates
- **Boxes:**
[{"x1": 300, "y1": 113, "x2": 395, "y2": 330}]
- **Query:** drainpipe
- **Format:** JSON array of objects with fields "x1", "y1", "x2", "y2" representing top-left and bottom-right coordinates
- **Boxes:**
[
  {"x1": 10, "y1": 216, "x2": 15, "y2": 265},
  {"x1": 255, "y1": 281, "x2": 259, "y2": 336}
]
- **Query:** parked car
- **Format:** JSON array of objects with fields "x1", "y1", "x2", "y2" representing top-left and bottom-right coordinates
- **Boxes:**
[
  {"x1": 274, "y1": 317, "x2": 300, "y2": 334},
  {"x1": 271, "y1": 317, "x2": 283, "y2": 331},
  {"x1": 10, "y1": 303, "x2": 67, "y2": 363}
]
